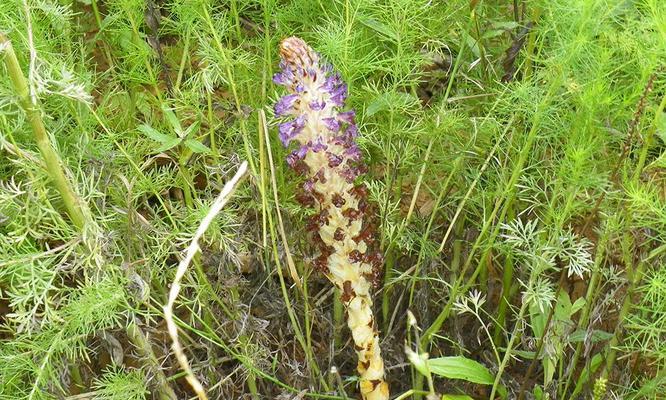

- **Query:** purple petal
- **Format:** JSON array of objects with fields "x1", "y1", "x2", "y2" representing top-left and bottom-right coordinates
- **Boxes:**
[
  {"x1": 327, "y1": 152, "x2": 343, "y2": 167},
  {"x1": 273, "y1": 68, "x2": 294, "y2": 86},
  {"x1": 322, "y1": 117, "x2": 340, "y2": 132},
  {"x1": 344, "y1": 145, "x2": 362, "y2": 161},
  {"x1": 286, "y1": 145, "x2": 309, "y2": 166},
  {"x1": 278, "y1": 115, "x2": 306, "y2": 146},
  {"x1": 311, "y1": 137, "x2": 328, "y2": 152},
  {"x1": 344, "y1": 124, "x2": 358, "y2": 139},
  {"x1": 339, "y1": 167, "x2": 360, "y2": 183},
  {"x1": 303, "y1": 179, "x2": 315, "y2": 192},
  {"x1": 309, "y1": 100, "x2": 326, "y2": 111},
  {"x1": 337, "y1": 110, "x2": 355, "y2": 124},
  {"x1": 274, "y1": 94, "x2": 300, "y2": 116},
  {"x1": 329, "y1": 86, "x2": 348, "y2": 106},
  {"x1": 320, "y1": 73, "x2": 341, "y2": 92}
]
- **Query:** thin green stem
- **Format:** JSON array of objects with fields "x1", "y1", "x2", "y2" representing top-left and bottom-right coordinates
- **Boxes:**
[{"x1": 1, "y1": 34, "x2": 88, "y2": 231}]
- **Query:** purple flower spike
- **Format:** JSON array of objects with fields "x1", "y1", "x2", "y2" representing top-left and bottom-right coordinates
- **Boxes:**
[
  {"x1": 275, "y1": 94, "x2": 300, "y2": 116},
  {"x1": 273, "y1": 37, "x2": 388, "y2": 400}
]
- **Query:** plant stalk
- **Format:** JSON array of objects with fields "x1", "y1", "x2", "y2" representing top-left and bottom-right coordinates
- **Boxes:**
[{"x1": 1, "y1": 34, "x2": 87, "y2": 231}]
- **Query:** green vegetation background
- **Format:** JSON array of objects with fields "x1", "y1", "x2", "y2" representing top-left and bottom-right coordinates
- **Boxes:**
[{"x1": 0, "y1": 0, "x2": 665, "y2": 399}]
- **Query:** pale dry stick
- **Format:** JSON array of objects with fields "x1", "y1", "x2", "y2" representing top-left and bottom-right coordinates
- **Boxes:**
[
  {"x1": 163, "y1": 161, "x2": 249, "y2": 400},
  {"x1": 259, "y1": 109, "x2": 302, "y2": 289}
]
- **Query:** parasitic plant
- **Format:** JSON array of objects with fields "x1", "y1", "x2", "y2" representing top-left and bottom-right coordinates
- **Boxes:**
[{"x1": 273, "y1": 37, "x2": 389, "y2": 400}]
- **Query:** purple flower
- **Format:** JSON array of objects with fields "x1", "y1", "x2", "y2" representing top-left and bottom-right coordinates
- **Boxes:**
[
  {"x1": 345, "y1": 124, "x2": 358, "y2": 139},
  {"x1": 309, "y1": 100, "x2": 326, "y2": 111},
  {"x1": 275, "y1": 94, "x2": 300, "y2": 116},
  {"x1": 286, "y1": 145, "x2": 309, "y2": 166},
  {"x1": 327, "y1": 152, "x2": 343, "y2": 167},
  {"x1": 345, "y1": 145, "x2": 362, "y2": 161},
  {"x1": 273, "y1": 65, "x2": 294, "y2": 86},
  {"x1": 329, "y1": 84, "x2": 348, "y2": 106},
  {"x1": 311, "y1": 137, "x2": 327, "y2": 152},
  {"x1": 338, "y1": 110, "x2": 355, "y2": 124},
  {"x1": 339, "y1": 166, "x2": 360, "y2": 183},
  {"x1": 278, "y1": 114, "x2": 306, "y2": 146},
  {"x1": 322, "y1": 117, "x2": 341, "y2": 132},
  {"x1": 320, "y1": 73, "x2": 341, "y2": 92},
  {"x1": 273, "y1": 38, "x2": 387, "y2": 399}
]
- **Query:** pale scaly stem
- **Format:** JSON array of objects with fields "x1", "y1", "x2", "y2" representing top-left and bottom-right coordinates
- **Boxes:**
[{"x1": 273, "y1": 37, "x2": 389, "y2": 400}]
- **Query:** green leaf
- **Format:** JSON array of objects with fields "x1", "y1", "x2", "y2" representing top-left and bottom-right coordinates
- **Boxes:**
[
  {"x1": 139, "y1": 124, "x2": 176, "y2": 144},
  {"x1": 533, "y1": 385, "x2": 544, "y2": 400},
  {"x1": 184, "y1": 139, "x2": 211, "y2": 154},
  {"x1": 571, "y1": 297, "x2": 586, "y2": 315},
  {"x1": 358, "y1": 16, "x2": 398, "y2": 42},
  {"x1": 572, "y1": 353, "x2": 603, "y2": 397},
  {"x1": 568, "y1": 329, "x2": 614, "y2": 343},
  {"x1": 155, "y1": 137, "x2": 182, "y2": 153},
  {"x1": 529, "y1": 301, "x2": 549, "y2": 338},
  {"x1": 442, "y1": 395, "x2": 474, "y2": 400},
  {"x1": 366, "y1": 91, "x2": 419, "y2": 116},
  {"x1": 162, "y1": 106, "x2": 183, "y2": 136},
  {"x1": 427, "y1": 356, "x2": 494, "y2": 385},
  {"x1": 405, "y1": 347, "x2": 430, "y2": 378},
  {"x1": 181, "y1": 120, "x2": 201, "y2": 139}
]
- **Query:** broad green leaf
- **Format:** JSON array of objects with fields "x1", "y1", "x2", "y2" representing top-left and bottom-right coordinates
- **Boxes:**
[
  {"x1": 571, "y1": 297, "x2": 586, "y2": 315},
  {"x1": 507, "y1": 349, "x2": 537, "y2": 359},
  {"x1": 533, "y1": 385, "x2": 544, "y2": 400},
  {"x1": 139, "y1": 124, "x2": 176, "y2": 144},
  {"x1": 427, "y1": 356, "x2": 494, "y2": 385},
  {"x1": 568, "y1": 329, "x2": 614, "y2": 343},
  {"x1": 544, "y1": 357, "x2": 556, "y2": 387},
  {"x1": 181, "y1": 120, "x2": 201, "y2": 139},
  {"x1": 162, "y1": 106, "x2": 183, "y2": 136},
  {"x1": 155, "y1": 137, "x2": 182, "y2": 153},
  {"x1": 529, "y1": 301, "x2": 548, "y2": 338},
  {"x1": 184, "y1": 139, "x2": 211, "y2": 154},
  {"x1": 554, "y1": 291, "x2": 573, "y2": 322}
]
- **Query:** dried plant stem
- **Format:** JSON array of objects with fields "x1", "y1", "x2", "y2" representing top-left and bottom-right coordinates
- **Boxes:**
[
  {"x1": 1, "y1": 33, "x2": 87, "y2": 230},
  {"x1": 163, "y1": 161, "x2": 248, "y2": 400}
]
